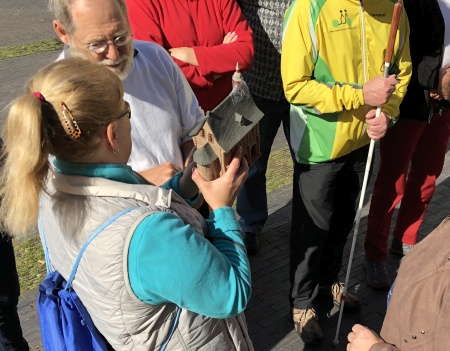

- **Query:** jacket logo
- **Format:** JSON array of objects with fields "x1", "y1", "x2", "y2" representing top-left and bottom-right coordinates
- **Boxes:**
[
  {"x1": 332, "y1": 9, "x2": 352, "y2": 28},
  {"x1": 370, "y1": 13, "x2": 386, "y2": 17}
]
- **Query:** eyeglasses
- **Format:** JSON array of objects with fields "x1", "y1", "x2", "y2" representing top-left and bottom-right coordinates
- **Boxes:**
[
  {"x1": 113, "y1": 101, "x2": 131, "y2": 120},
  {"x1": 81, "y1": 32, "x2": 132, "y2": 54}
]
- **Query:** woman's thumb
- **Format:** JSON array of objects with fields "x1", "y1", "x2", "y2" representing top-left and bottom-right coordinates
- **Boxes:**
[{"x1": 191, "y1": 168, "x2": 205, "y2": 190}]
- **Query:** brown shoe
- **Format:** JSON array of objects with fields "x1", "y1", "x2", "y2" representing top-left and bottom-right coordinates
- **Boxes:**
[
  {"x1": 292, "y1": 308, "x2": 323, "y2": 344},
  {"x1": 318, "y1": 282, "x2": 361, "y2": 313}
]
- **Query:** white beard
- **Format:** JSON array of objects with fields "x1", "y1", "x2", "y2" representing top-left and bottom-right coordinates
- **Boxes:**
[{"x1": 68, "y1": 40, "x2": 134, "y2": 81}]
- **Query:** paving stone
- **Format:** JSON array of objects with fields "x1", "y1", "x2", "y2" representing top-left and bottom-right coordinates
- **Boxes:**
[
  {"x1": 259, "y1": 309, "x2": 293, "y2": 329},
  {"x1": 286, "y1": 338, "x2": 305, "y2": 351},
  {"x1": 270, "y1": 329, "x2": 299, "y2": 351},
  {"x1": 0, "y1": 51, "x2": 59, "y2": 124},
  {"x1": 250, "y1": 328, "x2": 282, "y2": 351},
  {"x1": 0, "y1": 0, "x2": 56, "y2": 47}
]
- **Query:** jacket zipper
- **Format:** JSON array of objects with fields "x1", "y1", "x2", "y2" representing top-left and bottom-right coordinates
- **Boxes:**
[
  {"x1": 359, "y1": 0, "x2": 368, "y2": 138},
  {"x1": 360, "y1": 0, "x2": 367, "y2": 84}
]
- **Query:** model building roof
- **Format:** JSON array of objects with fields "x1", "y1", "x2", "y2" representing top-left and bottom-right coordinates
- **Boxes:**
[
  {"x1": 192, "y1": 94, "x2": 264, "y2": 166},
  {"x1": 195, "y1": 143, "x2": 218, "y2": 166},
  {"x1": 209, "y1": 95, "x2": 263, "y2": 151}
]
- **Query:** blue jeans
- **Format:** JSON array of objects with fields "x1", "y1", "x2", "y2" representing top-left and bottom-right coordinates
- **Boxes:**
[
  {"x1": 236, "y1": 95, "x2": 292, "y2": 234},
  {"x1": 0, "y1": 235, "x2": 29, "y2": 351}
]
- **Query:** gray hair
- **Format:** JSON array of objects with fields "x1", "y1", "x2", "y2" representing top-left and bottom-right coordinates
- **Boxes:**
[{"x1": 48, "y1": 0, "x2": 128, "y2": 33}]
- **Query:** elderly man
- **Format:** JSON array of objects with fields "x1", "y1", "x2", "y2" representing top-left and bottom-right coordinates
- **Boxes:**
[{"x1": 49, "y1": 0, "x2": 204, "y2": 185}]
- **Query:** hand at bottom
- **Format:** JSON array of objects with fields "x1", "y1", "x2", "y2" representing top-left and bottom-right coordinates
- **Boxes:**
[{"x1": 347, "y1": 324, "x2": 384, "y2": 351}]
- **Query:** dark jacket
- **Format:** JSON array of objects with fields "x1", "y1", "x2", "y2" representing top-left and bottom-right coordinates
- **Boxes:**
[{"x1": 400, "y1": 0, "x2": 445, "y2": 122}]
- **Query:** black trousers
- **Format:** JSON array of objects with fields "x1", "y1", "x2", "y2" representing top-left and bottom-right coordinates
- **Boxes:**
[
  {"x1": 289, "y1": 145, "x2": 370, "y2": 309},
  {"x1": 0, "y1": 235, "x2": 29, "y2": 351}
]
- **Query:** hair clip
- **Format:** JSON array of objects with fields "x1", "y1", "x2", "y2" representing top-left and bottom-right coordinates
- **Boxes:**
[
  {"x1": 32, "y1": 92, "x2": 46, "y2": 102},
  {"x1": 61, "y1": 102, "x2": 82, "y2": 139}
]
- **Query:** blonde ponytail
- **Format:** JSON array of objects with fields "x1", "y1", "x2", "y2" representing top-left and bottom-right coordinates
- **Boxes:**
[{"x1": 0, "y1": 57, "x2": 124, "y2": 239}]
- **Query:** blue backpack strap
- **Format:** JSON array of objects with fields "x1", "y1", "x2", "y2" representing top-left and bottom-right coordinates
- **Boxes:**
[
  {"x1": 160, "y1": 307, "x2": 181, "y2": 351},
  {"x1": 38, "y1": 207, "x2": 136, "y2": 281},
  {"x1": 65, "y1": 207, "x2": 182, "y2": 348},
  {"x1": 65, "y1": 207, "x2": 136, "y2": 288}
]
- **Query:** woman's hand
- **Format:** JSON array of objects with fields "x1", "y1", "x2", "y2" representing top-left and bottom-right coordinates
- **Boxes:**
[
  {"x1": 169, "y1": 47, "x2": 198, "y2": 66},
  {"x1": 347, "y1": 324, "x2": 384, "y2": 351},
  {"x1": 191, "y1": 146, "x2": 248, "y2": 210},
  {"x1": 430, "y1": 90, "x2": 444, "y2": 100},
  {"x1": 223, "y1": 31, "x2": 238, "y2": 44}
]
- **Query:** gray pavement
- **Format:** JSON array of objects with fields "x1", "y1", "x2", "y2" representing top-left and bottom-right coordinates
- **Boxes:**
[
  {"x1": 0, "y1": 0, "x2": 56, "y2": 47},
  {"x1": 0, "y1": 0, "x2": 58, "y2": 125},
  {"x1": 0, "y1": 51, "x2": 59, "y2": 123},
  {"x1": 1, "y1": 2, "x2": 450, "y2": 350}
]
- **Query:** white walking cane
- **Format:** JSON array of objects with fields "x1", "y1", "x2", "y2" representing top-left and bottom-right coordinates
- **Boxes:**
[{"x1": 332, "y1": 0, "x2": 403, "y2": 346}]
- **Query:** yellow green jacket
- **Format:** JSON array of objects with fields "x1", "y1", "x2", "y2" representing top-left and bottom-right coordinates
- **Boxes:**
[{"x1": 281, "y1": 0, "x2": 411, "y2": 164}]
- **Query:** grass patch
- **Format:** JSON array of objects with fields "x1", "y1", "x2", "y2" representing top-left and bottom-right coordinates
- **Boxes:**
[
  {"x1": 0, "y1": 39, "x2": 63, "y2": 60},
  {"x1": 13, "y1": 147, "x2": 294, "y2": 293},
  {"x1": 266, "y1": 146, "x2": 294, "y2": 192},
  {"x1": 14, "y1": 236, "x2": 46, "y2": 292}
]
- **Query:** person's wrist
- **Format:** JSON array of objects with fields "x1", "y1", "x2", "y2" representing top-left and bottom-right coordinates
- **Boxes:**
[{"x1": 209, "y1": 201, "x2": 229, "y2": 211}]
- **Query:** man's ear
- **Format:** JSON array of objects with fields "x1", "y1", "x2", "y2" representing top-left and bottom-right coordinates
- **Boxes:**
[{"x1": 53, "y1": 20, "x2": 71, "y2": 46}]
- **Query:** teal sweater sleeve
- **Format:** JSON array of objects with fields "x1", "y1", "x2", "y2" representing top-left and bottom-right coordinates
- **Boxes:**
[{"x1": 128, "y1": 206, "x2": 251, "y2": 319}]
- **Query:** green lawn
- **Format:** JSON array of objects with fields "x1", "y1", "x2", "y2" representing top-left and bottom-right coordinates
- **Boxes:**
[
  {"x1": 14, "y1": 236, "x2": 46, "y2": 292},
  {"x1": 266, "y1": 146, "x2": 293, "y2": 192},
  {"x1": 0, "y1": 39, "x2": 63, "y2": 60}
]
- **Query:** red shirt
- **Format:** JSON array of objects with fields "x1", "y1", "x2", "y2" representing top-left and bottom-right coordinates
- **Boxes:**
[{"x1": 126, "y1": 0, "x2": 254, "y2": 112}]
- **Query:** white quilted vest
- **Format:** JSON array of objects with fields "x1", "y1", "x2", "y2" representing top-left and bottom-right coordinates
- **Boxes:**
[{"x1": 39, "y1": 171, "x2": 254, "y2": 350}]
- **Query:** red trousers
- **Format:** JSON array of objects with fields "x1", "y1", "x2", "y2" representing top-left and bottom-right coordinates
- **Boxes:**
[{"x1": 364, "y1": 110, "x2": 450, "y2": 262}]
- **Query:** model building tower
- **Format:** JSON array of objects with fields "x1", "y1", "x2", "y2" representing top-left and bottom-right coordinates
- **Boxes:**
[{"x1": 190, "y1": 63, "x2": 264, "y2": 181}]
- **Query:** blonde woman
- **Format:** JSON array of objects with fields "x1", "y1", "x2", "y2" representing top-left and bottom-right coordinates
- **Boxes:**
[{"x1": 0, "y1": 57, "x2": 253, "y2": 350}]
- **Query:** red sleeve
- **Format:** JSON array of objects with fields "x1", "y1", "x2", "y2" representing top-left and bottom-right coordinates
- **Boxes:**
[
  {"x1": 171, "y1": 59, "x2": 214, "y2": 89},
  {"x1": 126, "y1": 0, "x2": 213, "y2": 88},
  {"x1": 126, "y1": 0, "x2": 164, "y2": 44},
  {"x1": 193, "y1": 0, "x2": 254, "y2": 76}
]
